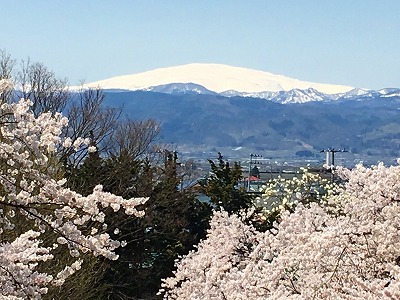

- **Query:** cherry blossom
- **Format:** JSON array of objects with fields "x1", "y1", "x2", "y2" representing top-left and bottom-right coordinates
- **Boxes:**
[
  {"x1": 161, "y1": 161, "x2": 400, "y2": 299},
  {"x1": 0, "y1": 83, "x2": 147, "y2": 299},
  {"x1": 0, "y1": 79, "x2": 14, "y2": 93}
]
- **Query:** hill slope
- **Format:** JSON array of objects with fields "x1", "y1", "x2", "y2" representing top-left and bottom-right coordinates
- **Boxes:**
[{"x1": 104, "y1": 91, "x2": 400, "y2": 164}]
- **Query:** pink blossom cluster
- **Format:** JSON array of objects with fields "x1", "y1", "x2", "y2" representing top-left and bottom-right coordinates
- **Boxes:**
[
  {"x1": 0, "y1": 79, "x2": 13, "y2": 94},
  {"x1": 161, "y1": 161, "x2": 400, "y2": 299},
  {"x1": 0, "y1": 94, "x2": 147, "y2": 298}
]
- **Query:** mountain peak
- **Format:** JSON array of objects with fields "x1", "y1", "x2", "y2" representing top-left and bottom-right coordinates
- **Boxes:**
[{"x1": 82, "y1": 63, "x2": 354, "y2": 95}]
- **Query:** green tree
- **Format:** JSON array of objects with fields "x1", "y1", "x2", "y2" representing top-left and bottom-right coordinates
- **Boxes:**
[
  {"x1": 65, "y1": 147, "x2": 211, "y2": 299},
  {"x1": 201, "y1": 152, "x2": 254, "y2": 214},
  {"x1": 250, "y1": 166, "x2": 260, "y2": 178},
  {"x1": 102, "y1": 150, "x2": 211, "y2": 299},
  {"x1": 65, "y1": 148, "x2": 104, "y2": 196}
]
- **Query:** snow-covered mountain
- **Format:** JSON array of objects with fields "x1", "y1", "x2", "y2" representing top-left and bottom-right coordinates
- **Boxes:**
[
  {"x1": 80, "y1": 63, "x2": 400, "y2": 103},
  {"x1": 82, "y1": 63, "x2": 353, "y2": 94}
]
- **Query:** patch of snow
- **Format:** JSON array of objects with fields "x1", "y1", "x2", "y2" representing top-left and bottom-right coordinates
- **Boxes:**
[{"x1": 232, "y1": 146, "x2": 243, "y2": 151}]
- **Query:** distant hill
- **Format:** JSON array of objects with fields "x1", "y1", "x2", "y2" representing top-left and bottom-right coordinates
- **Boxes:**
[{"x1": 104, "y1": 90, "x2": 400, "y2": 164}]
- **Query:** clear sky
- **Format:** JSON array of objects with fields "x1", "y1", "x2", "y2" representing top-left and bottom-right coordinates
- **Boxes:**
[{"x1": 1, "y1": 0, "x2": 399, "y2": 89}]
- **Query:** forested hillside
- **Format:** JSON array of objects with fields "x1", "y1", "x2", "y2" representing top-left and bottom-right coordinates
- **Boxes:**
[{"x1": 105, "y1": 91, "x2": 400, "y2": 161}]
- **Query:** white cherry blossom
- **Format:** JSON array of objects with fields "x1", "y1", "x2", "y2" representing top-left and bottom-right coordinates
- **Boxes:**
[
  {"x1": 161, "y1": 161, "x2": 400, "y2": 299},
  {"x1": 0, "y1": 85, "x2": 147, "y2": 299}
]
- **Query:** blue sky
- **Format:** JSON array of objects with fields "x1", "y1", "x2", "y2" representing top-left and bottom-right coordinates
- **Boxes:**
[{"x1": 1, "y1": 0, "x2": 399, "y2": 89}]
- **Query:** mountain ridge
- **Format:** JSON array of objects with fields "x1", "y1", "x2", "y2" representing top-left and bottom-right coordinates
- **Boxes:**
[{"x1": 101, "y1": 83, "x2": 400, "y2": 104}]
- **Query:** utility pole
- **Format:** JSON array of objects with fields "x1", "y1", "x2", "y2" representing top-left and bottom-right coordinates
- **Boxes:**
[{"x1": 320, "y1": 148, "x2": 348, "y2": 168}]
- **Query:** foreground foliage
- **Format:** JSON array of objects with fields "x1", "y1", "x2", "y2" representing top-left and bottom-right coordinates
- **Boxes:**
[
  {"x1": 0, "y1": 80, "x2": 146, "y2": 299},
  {"x1": 161, "y1": 161, "x2": 400, "y2": 299}
]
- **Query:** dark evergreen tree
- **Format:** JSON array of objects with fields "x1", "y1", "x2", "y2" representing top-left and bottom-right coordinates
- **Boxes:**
[
  {"x1": 63, "y1": 139, "x2": 211, "y2": 300},
  {"x1": 201, "y1": 152, "x2": 255, "y2": 214},
  {"x1": 99, "y1": 151, "x2": 211, "y2": 299},
  {"x1": 250, "y1": 166, "x2": 260, "y2": 178},
  {"x1": 65, "y1": 148, "x2": 104, "y2": 196}
]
